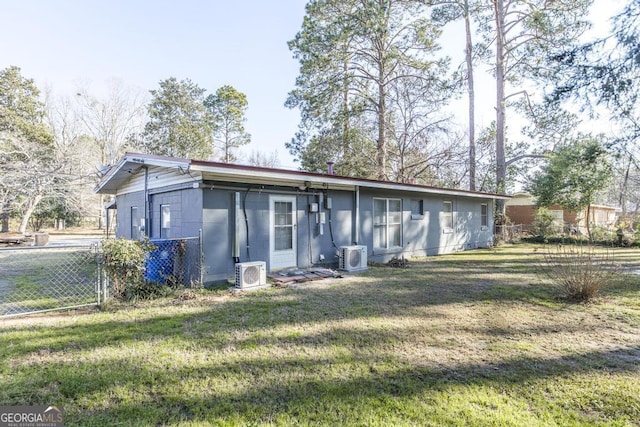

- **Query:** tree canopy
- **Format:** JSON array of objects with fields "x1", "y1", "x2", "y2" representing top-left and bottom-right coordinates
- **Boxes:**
[
  {"x1": 0, "y1": 66, "x2": 60, "y2": 233},
  {"x1": 287, "y1": 0, "x2": 452, "y2": 181},
  {"x1": 139, "y1": 77, "x2": 214, "y2": 160},
  {"x1": 205, "y1": 85, "x2": 251, "y2": 163},
  {"x1": 528, "y1": 137, "x2": 613, "y2": 239}
]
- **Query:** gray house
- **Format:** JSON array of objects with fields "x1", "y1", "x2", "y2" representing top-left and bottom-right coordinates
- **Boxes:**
[{"x1": 95, "y1": 153, "x2": 508, "y2": 283}]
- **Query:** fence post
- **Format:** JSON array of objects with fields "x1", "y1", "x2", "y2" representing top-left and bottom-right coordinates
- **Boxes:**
[{"x1": 199, "y1": 228, "x2": 204, "y2": 286}]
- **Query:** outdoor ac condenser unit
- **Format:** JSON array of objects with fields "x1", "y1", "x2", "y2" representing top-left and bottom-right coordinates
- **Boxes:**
[
  {"x1": 338, "y1": 245, "x2": 368, "y2": 272},
  {"x1": 235, "y1": 261, "x2": 267, "y2": 289}
]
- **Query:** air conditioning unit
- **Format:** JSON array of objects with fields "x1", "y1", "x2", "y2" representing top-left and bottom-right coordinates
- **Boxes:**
[
  {"x1": 339, "y1": 245, "x2": 368, "y2": 272},
  {"x1": 235, "y1": 261, "x2": 268, "y2": 290}
]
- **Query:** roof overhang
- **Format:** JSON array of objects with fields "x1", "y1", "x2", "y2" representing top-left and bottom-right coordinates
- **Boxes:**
[
  {"x1": 95, "y1": 153, "x2": 510, "y2": 200},
  {"x1": 94, "y1": 153, "x2": 191, "y2": 194}
]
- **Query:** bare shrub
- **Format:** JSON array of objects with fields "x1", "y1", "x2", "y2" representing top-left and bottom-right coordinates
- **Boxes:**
[{"x1": 538, "y1": 244, "x2": 620, "y2": 301}]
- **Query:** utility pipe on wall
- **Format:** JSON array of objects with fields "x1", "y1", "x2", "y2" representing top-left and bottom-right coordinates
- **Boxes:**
[{"x1": 354, "y1": 185, "x2": 360, "y2": 245}]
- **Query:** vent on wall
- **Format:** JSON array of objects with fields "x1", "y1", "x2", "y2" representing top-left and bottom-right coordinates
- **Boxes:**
[
  {"x1": 338, "y1": 246, "x2": 368, "y2": 272},
  {"x1": 235, "y1": 261, "x2": 268, "y2": 290}
]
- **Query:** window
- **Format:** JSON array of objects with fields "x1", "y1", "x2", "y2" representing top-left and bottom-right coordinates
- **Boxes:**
[
  {"x1": 411, "y1": 199, "x2": 424, "y2": 220},
  {"x1": 443, "y1": 201, "x2": 453, "y2": 231},
  {"x1": 373, "y1": 198, "x2": 402, "y2": 249},
  {"x1": 274, "y1": 201, "x2": 294, "y2": 251},
  {"x1": 481, "y1": 203, "x2": 488, "y2": 228},
  {"x1": 161, "y1": 205, "x2": 171, "y2": 239},
  {"x1": 131, "y1": 207, "x2": 140, "y2": 239}
]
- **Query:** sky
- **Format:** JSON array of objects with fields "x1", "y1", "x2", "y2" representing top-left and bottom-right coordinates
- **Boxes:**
[
  {"x1": 0, "y1": 0, "x2": 619, "y2": 170},
  {"x1": 1, "y1": 0, "x2": 307, "y2": 167}
]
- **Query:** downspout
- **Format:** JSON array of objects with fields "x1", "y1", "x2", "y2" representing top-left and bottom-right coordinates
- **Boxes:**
[
  {"x1": 354, "y1": 186, "x2": 360, "y2": 245},
  {"x1": 144, "y1": 166, "x2": 150, "y2": 238},
  {"x1": 105, "y1": 206, "x2": 110, "y2": 239},
  {"x1": 232, "y1": 192, "x2": 241, "y2": 263},
  {"x1": 242, "y1": 187, "x2": 251, "y2": 260}
]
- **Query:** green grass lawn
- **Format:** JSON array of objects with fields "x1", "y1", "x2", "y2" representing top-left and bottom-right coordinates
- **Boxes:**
[
  {"x1": 0, "y1": 248, "x2": 97, "y2": 314},
  {"x1": 1, "y1": 244, "x2": 639, "y2": 426}
]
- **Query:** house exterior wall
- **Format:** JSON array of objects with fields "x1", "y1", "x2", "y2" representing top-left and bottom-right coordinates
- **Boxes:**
[
  {"x1": 114, "y1": 188, "x2": 203, "y2": 240},
  {"x1": 506, "y1": 201, "x2": 615, "y2": 234},
  {"x1": 114, "y1": 178, "x2": 497, "y2": 284},
  {"x1": 358, "y1": 189, "x2": 494, "y2": 262},
  {"x1": 149, "y1": 188, "x2": 203, "y2": 239},
  {"x1": 115, "y1": 190, "x2": 146, "y2": 239},
  {"x1": 201, "y1": 186, "x2": 356, "y2": 283}
]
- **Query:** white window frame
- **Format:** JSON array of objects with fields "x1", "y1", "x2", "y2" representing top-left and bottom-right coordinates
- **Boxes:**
[
  {"x1": 443, "y1": 201, "x2": 453, "y2": 232},
  {"x1": 160, "y1": 204, "x2": 171, "y2": 239},
  {"x1": 411, "y1": 199, "x2": 425, "y2": 220},
  {"x1": 481, "y1": 203, "x2": 488, "y2": 230},
  {"x1": 373, "y1": 198, "x2": 402, "y2": 250},
  {"x1": 131, "y1": 206, "x2": 140, "y2": 239}
]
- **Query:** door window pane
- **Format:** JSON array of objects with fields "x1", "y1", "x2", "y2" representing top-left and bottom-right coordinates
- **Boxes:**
[
  {"x1": 274, "y1": 201, "x2": 293, "y2": 251},
  {"x1": 275, "y1": 201, "x2": 292, "y2": 226},
  {"x1": 275, "y1": 227, "x2": 293, "y2": 250}
]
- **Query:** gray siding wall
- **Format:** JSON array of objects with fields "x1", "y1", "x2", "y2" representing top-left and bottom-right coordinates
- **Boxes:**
[
  {"x1": 115, "y1": 191, "x2": 146, "y2": 239},
  {"x1": 149, "y1": 188, "x2": 203, "y2": 239},
  {"x1": 117, "y1": 180, "x2": 495, "y2": 283},
  {"x1": 201, "y1": 187, "x2": 355, "y2": 283},
  {"x1": 358, "y1": 189, "x2": 494, "y2": 263},
  {"x1": 114, "y1": 188, "x2": 203, "y2": 240}
]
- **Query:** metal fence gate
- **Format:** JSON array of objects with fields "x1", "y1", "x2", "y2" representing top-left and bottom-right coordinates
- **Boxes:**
[{"x1": 0, "y1": 244, "x2": 104, "y2": 318}]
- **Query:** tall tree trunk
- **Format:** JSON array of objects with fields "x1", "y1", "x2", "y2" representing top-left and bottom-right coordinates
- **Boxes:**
[
  {"x1": 98, "y1": 194, "x2": 104, "y2": 230},
  {"x1": 1, "y1": 199, "x2": 10, "y2": 232},
  {"x1": 619, "y1": 154, "x2": 631, "y2": 216},
  {"x1": 493, "y1": 0, "x2": 507, "y2": 211},
  {"x1": 377, "y1": 79, "x2": 387, "y2": 181},
  {"x1": 586, "y1": 204, "x2": 592, "y2": 243},
  {"x1": 18, "y1": 194, "x2": 43, "y2": 234},
  {"x1": 465, "y1": 0, "x2": 476, "y2": 192}
]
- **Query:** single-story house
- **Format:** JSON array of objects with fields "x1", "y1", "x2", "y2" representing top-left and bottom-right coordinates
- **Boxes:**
[
  {"x1": 95, "y1": 153, "x2": 509, "y2": 284},
  {"x1": 505, "y1": 193, "x2": 617, "y2": 234}
]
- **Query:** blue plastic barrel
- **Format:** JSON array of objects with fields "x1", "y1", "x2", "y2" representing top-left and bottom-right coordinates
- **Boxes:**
[{"x1": 145, "y1": 239, "x2": 177, "y2": 284}]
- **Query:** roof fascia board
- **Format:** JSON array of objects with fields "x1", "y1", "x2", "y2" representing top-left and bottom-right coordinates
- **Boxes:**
[
  {"x1": 94, "y1": 154, "x2": 191, "y2": 194},
  {"x1": 190, "y1": 163, "x2": 509, "y2": 200}
]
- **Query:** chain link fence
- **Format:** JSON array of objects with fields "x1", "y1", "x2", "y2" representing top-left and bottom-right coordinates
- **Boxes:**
[
  {"x1": 101, "y1": 236, "x2": 203, "y2": 300},
  {"x1": 1, "y1": 235, "x2": 203, "y2": 318},
  {"x1": 139, "y1": 237, "x2": 203, "y2": 287},
  {"x1": 496, "y1": 224, "x2": 525, "y2": 242},
  {"x1": 0, "y1": 244, "x2": 103, "y2": 318}
]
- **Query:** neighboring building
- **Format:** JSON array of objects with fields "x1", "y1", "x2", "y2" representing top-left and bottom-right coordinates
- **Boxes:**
[
  {"x1": 505, "y1": 193, "x2": 617, "y2": 234},
  {"x1": 95, "y1": 153, "x2": 509, "y2": 283}
]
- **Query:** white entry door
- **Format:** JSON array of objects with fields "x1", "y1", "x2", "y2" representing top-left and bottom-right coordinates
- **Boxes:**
[{"x1": 269, "y1": 196, "x2": 297, "y2": 270}]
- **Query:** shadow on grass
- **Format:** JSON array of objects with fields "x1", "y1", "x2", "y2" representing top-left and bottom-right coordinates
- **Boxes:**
[
  {"x1": 2, "y1": 265, "x2": 638, "y2": 361},
  {"x1": 0, "y1": 280, "x2": 551, "y2": 358},
  {"x1": 3, "y1": 339, "x2": 638, "y2": 425}
]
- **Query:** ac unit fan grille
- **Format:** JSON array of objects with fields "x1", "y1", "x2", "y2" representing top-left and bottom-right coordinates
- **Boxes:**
[
  {"x1": 349, "y1": 249, "x2": 361, "y2": 268},
  {"x1": 243, "y1": 265, "x2": 260, "y2": 285}
]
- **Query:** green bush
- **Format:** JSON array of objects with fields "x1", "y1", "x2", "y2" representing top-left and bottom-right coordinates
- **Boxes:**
[
  {"x1": 538, "y1": 244, "x2": 619, "y2": 301},
  {"x1": 102, "y1": 238, "x2": 155, "y2": 300},
  {"x1": 532, "y1": 207, "x2": 557, "y2": 239}
]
